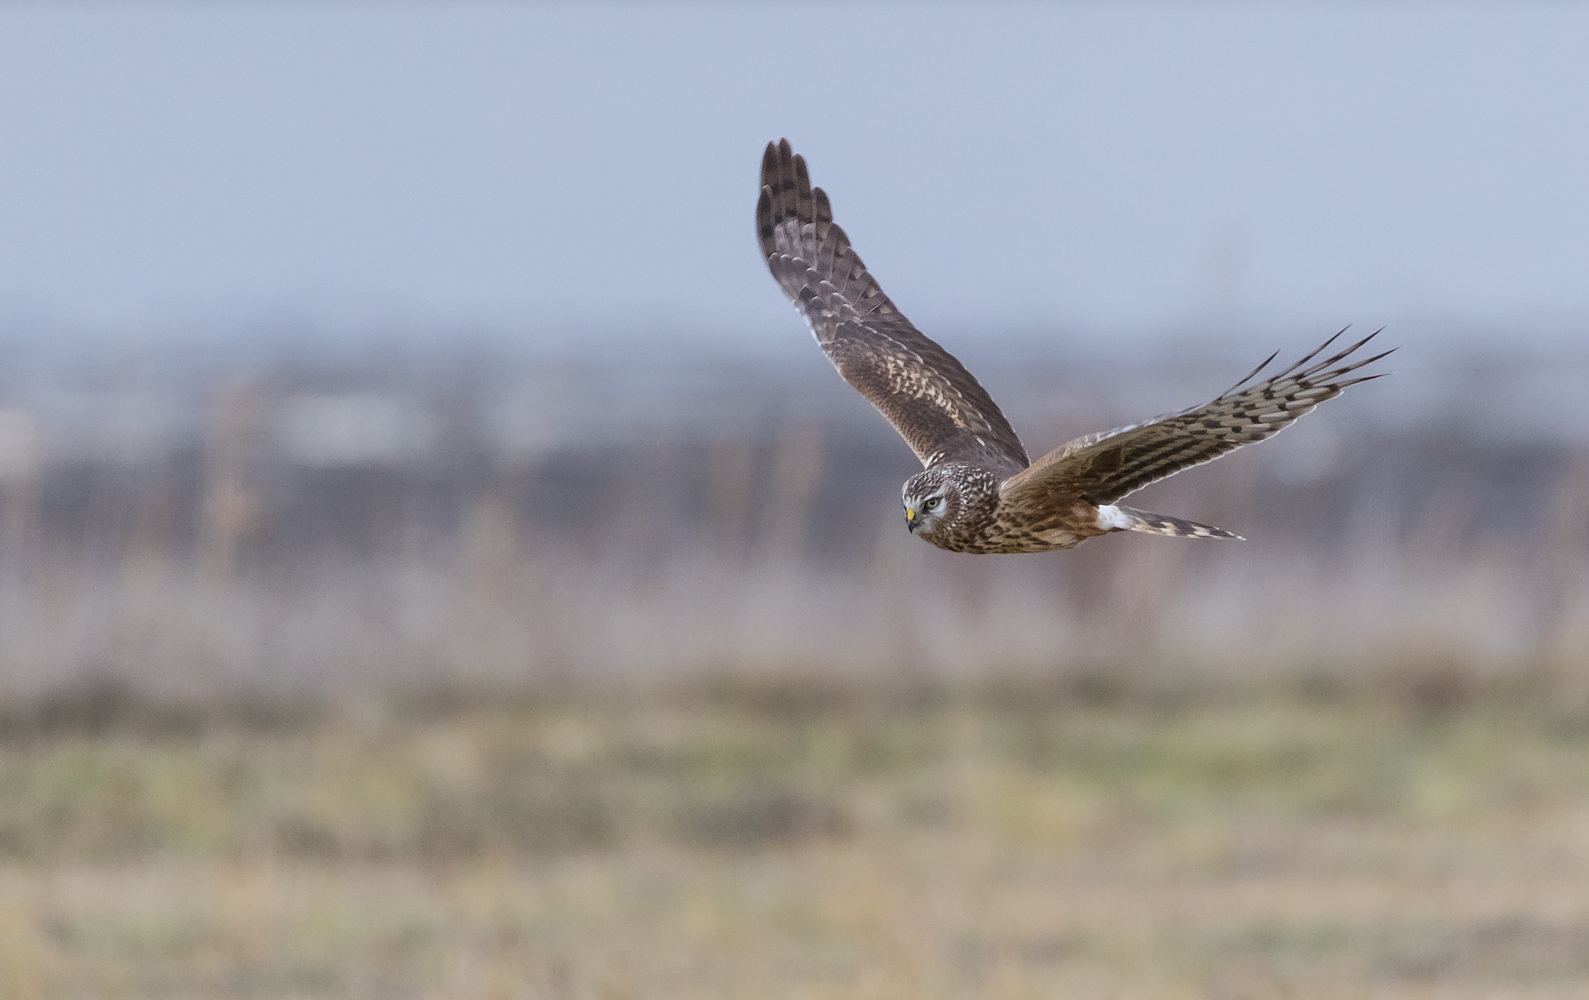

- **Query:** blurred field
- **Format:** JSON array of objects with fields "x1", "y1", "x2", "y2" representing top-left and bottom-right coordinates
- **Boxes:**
[{"x1": 4, "y1": 677, "x2": 1589, "y2": 998}]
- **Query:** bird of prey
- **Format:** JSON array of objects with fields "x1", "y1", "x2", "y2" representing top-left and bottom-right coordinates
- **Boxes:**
[{"x1": 756, "y1": 139, "x2": 1390, "y2": 554}]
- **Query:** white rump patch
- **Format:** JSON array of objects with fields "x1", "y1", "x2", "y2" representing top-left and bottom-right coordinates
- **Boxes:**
[{"x1": 1095, "y1": 504, "x2": 1133, "y2": 531}]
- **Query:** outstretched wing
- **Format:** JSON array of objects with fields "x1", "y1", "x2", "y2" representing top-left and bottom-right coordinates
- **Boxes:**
[
  {"x1": 757, "y1": 139, "x2": 1028, "y2": 473},
  {"x1": 1001, "y1": 330, "x2": 1392, "y2": 505}
]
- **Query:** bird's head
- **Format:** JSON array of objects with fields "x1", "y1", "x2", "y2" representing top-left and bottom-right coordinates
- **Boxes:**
[{"x1": 902, "y1": 469, "x2": 958, "y2": 539}]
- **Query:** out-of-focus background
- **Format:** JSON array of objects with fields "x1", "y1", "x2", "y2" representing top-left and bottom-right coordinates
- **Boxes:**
[{"x1": 1, "y1": 4, "x2": 1587, "y2": 997}]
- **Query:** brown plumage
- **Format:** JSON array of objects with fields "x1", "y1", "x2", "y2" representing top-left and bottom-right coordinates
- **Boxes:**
[{"x1": 757, "y1": 139, "x2": 1391, "y2": 554}]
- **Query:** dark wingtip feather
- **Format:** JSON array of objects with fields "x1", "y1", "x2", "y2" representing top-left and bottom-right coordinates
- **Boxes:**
[
  {"x1": 1219, "y1": 349, "x2": 1281, "y2": 399},
  {"x1": 794, "y1": 154, "x2": 813, "y2": 226},
  {"x1": 1270, "y1": 326, "x2": 1350, "y2": 381},
  {"x1": 813, "y1": 187, "x2": 833, "y2": 240},
  {"x1": 756, "y1": 187, "x2": 775, "y2": 257},
  {"x1": 1336, "y1": 347, "x2": 1397, "y2": 377},
  {"x1": 777, "y1": 140, "x2": 794, "y2": 188},
  {"x1": 1334, "y1": 371, "x2": 1391, "y2": 390},
  {"x1": 1300, "y1": 329, "x2": 1382, "y2": 380},
  {"x1": 760, "y1": 142, "x2": 779, "y2": 189}
]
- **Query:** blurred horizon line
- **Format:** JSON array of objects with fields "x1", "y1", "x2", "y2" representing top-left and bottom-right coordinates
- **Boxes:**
[{"x1": 1, "y1": 305, "x2": 1586, "y2": 356}]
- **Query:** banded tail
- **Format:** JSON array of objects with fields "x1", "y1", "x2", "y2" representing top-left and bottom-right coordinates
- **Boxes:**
[{"x1": 1098, "y1": 504, "x2": 1242, "y2": 541}]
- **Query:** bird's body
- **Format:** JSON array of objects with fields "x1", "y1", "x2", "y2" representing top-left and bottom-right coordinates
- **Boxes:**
[
  {"x1": 756, "y1": 139, "x2": 1390, "y2": 553},
  {"x1": 895, "y1": 463, "x2": 1233, "y2": 554}
]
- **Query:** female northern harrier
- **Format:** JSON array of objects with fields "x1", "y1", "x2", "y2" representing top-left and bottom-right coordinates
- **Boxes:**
[{"x1": 757, "y1": 139, "x2": 1390, "y2": 554}]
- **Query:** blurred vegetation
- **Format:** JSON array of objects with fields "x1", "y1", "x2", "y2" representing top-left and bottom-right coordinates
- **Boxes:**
[
  {"x1": 5, "y1": 674, "x2": 1589, "y2": 997},
  {"x1": 3, "y1": 339, "x2": 1586, "y2": 694}
]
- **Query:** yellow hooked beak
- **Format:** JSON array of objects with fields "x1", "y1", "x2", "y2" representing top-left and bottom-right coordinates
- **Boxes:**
[{"x1": 905, "y1": 506, "x2": 918, "y2": 532}]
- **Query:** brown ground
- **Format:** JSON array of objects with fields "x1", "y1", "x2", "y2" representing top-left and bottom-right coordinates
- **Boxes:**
[{"x1": 3, "y1": 677, "x2": 1589, "y2": 999}]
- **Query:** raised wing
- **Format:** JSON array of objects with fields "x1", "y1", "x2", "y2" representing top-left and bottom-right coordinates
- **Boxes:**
[
  {"x1": 757, "y1": 139, "x2": 1028, "y2": 473},
  {"x1": 1001, "y1": 330, "x2": 1392, "y2": 505}
]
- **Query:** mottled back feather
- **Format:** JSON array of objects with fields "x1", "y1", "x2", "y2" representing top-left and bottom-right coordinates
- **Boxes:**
[
  {"x1": 1001, "y1": 330, "x2": 1393, "y2": 506},
  {"x1": 757, "y1": 139, "x2": 1028, "y2": 474}
]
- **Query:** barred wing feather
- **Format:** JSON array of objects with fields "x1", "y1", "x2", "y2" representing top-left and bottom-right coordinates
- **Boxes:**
[
  {"x1": 757, "y1": 139, "x2": 1029, "y2": 474},
  {"x1": 1001, "y1": 330, "x2": 1392, "y2": 505}
]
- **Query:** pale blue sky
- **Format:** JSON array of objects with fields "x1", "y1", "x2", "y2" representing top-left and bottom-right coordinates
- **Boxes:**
[{"x1": 1, "y1": 3, "x2": 1585, "y2": 344}]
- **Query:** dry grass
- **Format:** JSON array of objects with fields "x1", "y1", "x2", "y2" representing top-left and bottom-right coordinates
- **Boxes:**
[{"x1": 2, "y1": 678, "x2": 1589, "y2": 998}]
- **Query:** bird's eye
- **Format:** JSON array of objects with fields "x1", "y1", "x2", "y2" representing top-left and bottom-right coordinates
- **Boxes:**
[{"x1": 924, "y1": 497, "x2": 941, "y2": 510}]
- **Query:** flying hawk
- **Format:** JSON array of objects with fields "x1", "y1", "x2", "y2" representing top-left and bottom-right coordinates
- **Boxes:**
[{"x1": 757, "y1": 139, "x2": 1390, "y2": 554}]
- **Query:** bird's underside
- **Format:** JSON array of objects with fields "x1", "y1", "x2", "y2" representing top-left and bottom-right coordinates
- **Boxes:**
[{"x1": 756, "y1": 139, "x2": 1391, "y2": 554}]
